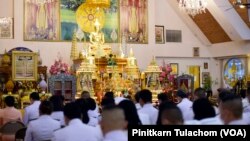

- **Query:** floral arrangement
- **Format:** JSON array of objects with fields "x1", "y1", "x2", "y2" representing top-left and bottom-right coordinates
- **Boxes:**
[
  {"x1": 49, "y1": 58, "x2": 70, "y2": 75},
  {"x1": 159, "y1": 62, "x2": 177, "y2": 92}
]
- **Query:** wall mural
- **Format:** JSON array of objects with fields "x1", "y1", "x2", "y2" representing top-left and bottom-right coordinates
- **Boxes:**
[
  {"x1": 24, "y1": 0, "x2": 119, "y2": 43},
  {"x1": 24, "y1": 0, "x2": 60, "y2": 41},
  {"x1": 120, "y1": 0, "x2": 148, "y2": 44}
]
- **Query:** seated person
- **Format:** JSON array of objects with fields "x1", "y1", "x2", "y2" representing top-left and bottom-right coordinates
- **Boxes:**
[
  {"x1": 0, "y1": 96, "x2": 23, "y2": 141},
  {"x1": 23, "y1": 92, "x2": 41, "y2": 126},
  {"x1": 25, "y1": 101, "x2": 61, "y2": 141},
  {"x1": 0, "y1": 96, "x2": 22, "y2": 125}
]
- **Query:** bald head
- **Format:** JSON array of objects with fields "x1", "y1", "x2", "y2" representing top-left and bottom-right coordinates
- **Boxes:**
[{"x1": 101, "y1": 105, "x2": 127, "y2": 135}]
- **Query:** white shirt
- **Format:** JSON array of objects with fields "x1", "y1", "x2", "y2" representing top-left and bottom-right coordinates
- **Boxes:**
[
  {"x1": 184, "y1": 120, "x2": 201, "y2": 125},
  {"x1": 200, "y1": 117, "x2": 223, "y2": 125},
  {"x1": 103, "y1": 130, "x2": 128, "y2": 141},
  {"x1": 24, "y1": 115, "x2": 61, "y2": 141},
  {"x1": 23, "y1": 101, "x2": 41, "y2": 126},
  {"x1": 135, "y1": 103, "x2": 141, "y2": 110},
  {"x1": 138, "y1": 112, "x2": 150, "y2": 125},
  {"x1": 52, "y1": 119, "x2": 99, "y2": 141},
  {"x1": 228, "y1": 119, "x2": 247, "y2": 125},
  {"x1": 138, "y1": 103, "x2": 158, "y2": 125},
  {"x1": 88, "y1": 109, "x2": 100, "y2": 127},
  {"x1": 242, "y1": 112, "x2": 250, "y2": 124},
  {"x1": 51, "y1": 111, "x2": 65, "y2": 126},
  {"x1": 177, "y1": 98, "x2": 194, "y2": 121}
]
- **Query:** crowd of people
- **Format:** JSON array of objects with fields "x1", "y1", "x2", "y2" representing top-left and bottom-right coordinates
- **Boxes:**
[{"x1": 0, "y1": 86, "x2": 249, "y2": 141}]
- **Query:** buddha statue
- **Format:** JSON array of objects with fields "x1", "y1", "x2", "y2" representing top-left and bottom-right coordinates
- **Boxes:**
[{"x1": 89, "y1": 19, "x2": 105, "y2": 57}]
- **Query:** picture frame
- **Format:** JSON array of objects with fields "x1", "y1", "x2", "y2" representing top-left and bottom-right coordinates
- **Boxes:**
[
  {"x1": 0, "y1": 17, "x2": 13, "y2": 39},
  {"x1": 204, "y1": 62, "x2": 208, "y2": 69},
  {"x1": 155, "y1": 25, "x2": 165, "y2": 44},
  {"x1": 202, "y1": 72, "x2": 210, "y2": 84},
  {"x1": 193, "y1": 47, "x2": 200, "y2": 57},
  {"x1": 170, "y1": 63, "x2": 178, "y2": 75},
  {"x1": 12, "y1": 51, "x2": 38, "y2": 81}
]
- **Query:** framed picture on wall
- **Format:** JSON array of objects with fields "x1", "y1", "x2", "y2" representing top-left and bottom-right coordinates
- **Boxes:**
[
  {"x1": 0, "y1": 17, "x2": 13, "y2": 39},
  {"x1": 12, "y1": 51, "x2": 38, "y2": 81},
  {"x1": 155, "y1": 25, "x2": 164, "y2": 44},
  {"x1": 204, "y1": 62, "x2": 208, "y2": 69},
  {"x1": 193, "y1": 47, "x2": 200, "y2": 57}
]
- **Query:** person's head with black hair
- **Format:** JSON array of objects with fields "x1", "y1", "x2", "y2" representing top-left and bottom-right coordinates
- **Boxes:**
[
  {"x1": 4, "y1": 96, "x2": 15, "y2": 107},
  {"x1": 118, "y1": 100, "x2": 141, "y2": 127},
  {"x1": 217, "y1": 89, "x2": 232, "y2": 105},
  {"x1": 134, "y1": 91, "x2": 140, "y2": 103},
  {"x1": 176, "y1": 89, "x2": 187, "y2": 103},
  {"x1": 49, "y1": 95, "x2": 64, "y2": 112},
  {"x1": 157, "y1": 93, "x2": 168, "y2": 105},
  {"x1": 81, "y1": 91, "x2": 90, "y2": 99},
  {"x1": 39, "y1": 100, "x2": 53, "y2": 116},
  {"x1": 75, "y1": 98, "x2": 89, "y2": 124},
  {"x1": 160, "y1": 102, "x2": 183, "y2": 125},
  {"x1": 193, "y1": 98, "x2": 215, "y2": 120},
  {"x1": 138, "y1": 89, "x2": 152, "y2": 106},
  {"x1": 63, "y1": 102, "x2": 81, "y2": 125},
  {"x1": 29, "y1": 92, "x2": 40, "y2": 104},
  {"x1": 101, "y1": 97, "x2": 115, "y2": 109},
  {"x1": 104, "y1": 91, "x2": 114, "y2": 99},
  {"x1": 86, "y1": 97, "x2": 96, "y2": 110},
  {"x1": 193, "y1": 87, "x2": 206, "y2": 101},
  {"x1": 219, "y1": 94, "x2": 243, "y2": 125},
  {"x1": 156, "y1": 101, "x2": 176, "y2": 125}
]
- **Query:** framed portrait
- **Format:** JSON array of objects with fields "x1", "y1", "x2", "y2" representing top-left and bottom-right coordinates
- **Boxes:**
[
  {"x1": 24, "y1": 0, "x2": 60, "y2": 41},
  {"x1": 193, "y1": 47, "x2": 200, "y2": 57},
  {"x1": 12, "y1": 51, "x2": 38, "y2": 81},
  {"x1": 204, "y1": 62, "x2": 208, "y2": 69},
  {"x1": 202, "y1": 72, "x2": 210, "y2": 84},
  {"x1": 170, "y1": 63, "x2": 178, "y2": 75},
  {"x1": 155, "y1": 25, "x2": 164, "y2": 44},
  {"x1": 0, "y1": 17, "x2": 13, "y2": 39},
  {"x1": 120, "y1": 0, "x2": 148, "y2": 44}
]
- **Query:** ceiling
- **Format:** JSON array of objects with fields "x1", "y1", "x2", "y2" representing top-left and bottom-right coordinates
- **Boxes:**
[{"x1": 167, "y1": 0, "x2": 250, "y2": 45}]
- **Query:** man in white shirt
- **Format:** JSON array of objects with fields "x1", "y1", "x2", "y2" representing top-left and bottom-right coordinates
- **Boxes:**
[
  {"x1": 52, "y1": 102, "x2": 100, "y2": 141},
  {"x1": 176, "y1": 90, "x2": 194, "y2": 121},
  {"x1": 25, "y1": 101, "x2": 61, "y2": 141},
  {"x1": 23, "y1": 92, "x2": 41, "y2": 126},
  {"x1": 138, "y1": 89, "x2": 158, "y2": 125},
  {"x1": 100, "y1": 105, "x2": 127, "y2": 141}
]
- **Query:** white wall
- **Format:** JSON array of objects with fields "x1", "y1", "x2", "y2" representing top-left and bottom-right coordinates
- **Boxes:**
[
  {"x1": 209, "y1": 41, "x2": 250, "y2": 57},
  {"x1": 0, "y1": 0, "x2": 13, "y2": 17}
]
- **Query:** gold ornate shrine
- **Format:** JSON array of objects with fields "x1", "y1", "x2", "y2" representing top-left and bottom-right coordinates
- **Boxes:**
[{"x1": 143, "y1": 56, "x2": 163, "y2": 102}]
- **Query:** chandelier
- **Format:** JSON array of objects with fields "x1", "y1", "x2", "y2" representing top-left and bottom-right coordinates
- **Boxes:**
[{"x1": 179, "y1": 0, "x2": 208, "y2": 17}]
